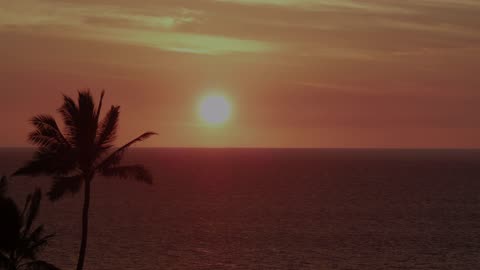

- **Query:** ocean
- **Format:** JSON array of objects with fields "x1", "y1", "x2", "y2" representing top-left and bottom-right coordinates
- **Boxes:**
[{"x1": 2, "y1": 148, "x2": 480, "y2": 269}]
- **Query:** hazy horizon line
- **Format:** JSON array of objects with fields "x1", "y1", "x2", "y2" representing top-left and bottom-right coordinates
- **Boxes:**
[{"x1": 1, "y1": 146, "x2": 480, "y2": 151}]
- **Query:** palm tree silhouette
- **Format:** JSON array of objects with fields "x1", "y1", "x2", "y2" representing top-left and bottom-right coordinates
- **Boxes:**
[
  {"x1": 0, "y1": 176, "x2": 59, "y2": 270},
  {"x1": 13, "y1": 91, "x2": 156, "y2": 270}
]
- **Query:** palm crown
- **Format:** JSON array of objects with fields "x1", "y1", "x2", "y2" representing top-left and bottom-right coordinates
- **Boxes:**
[{"x1": 14, "y1": 90, "x2": 156, "y2": 200}]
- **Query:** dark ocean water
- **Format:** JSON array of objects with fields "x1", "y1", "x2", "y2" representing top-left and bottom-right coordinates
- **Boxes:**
[{"x1": 2, "y1": 148, "x2": 480, "y2": 270}]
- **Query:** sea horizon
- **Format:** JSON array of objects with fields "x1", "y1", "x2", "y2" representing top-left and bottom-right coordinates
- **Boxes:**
[{"x1": 3, "y1": 146, "x2": 480, "y2": 150}]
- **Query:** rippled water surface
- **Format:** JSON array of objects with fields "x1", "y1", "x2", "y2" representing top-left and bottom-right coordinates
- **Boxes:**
[{"x1": 2, "y1": 148, "x2": 480, "y2": 269}]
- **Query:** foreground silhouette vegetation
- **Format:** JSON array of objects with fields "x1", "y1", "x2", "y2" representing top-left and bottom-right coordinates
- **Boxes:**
[
  {"x1": 0, "y1": 176, "x2": 59, "y2": 270},
  {"x1": 14, "y1": 91, "x2": 156, "y2": 270}
]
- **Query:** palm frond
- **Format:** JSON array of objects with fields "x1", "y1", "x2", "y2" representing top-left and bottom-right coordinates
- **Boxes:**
[
  {"x1": 14, "y1": 158, "x2": 53, "y2": 177},
  {"x1": 28, "y1": 226, "x2": 45, "y2": 242},
  {"x1": 24, "y1": 226, "x2": 54, "y2": 260},
  {"x1": 0, "y1": 182, "x2": 56, "y2": 268},
  {"x1": 0, "y1": 253, "x2": 10, "y2": 269},
  {"x1": 28, "y1": 226, "x2": 54, "y2": 249},
  {"x1": 31, "y1": 115, "x2": 59, "y2": 131},
  {"x1": 95, "y1": 105, "x2": 120, "y2": 154},
  {"x1": 24, "y1": 260, "x2": 60, "y2": 270},
  {"x1": 23, "y1": 189, "x2": 41, "y2": 234},
  {"x1": 58, "y1": 94, "x2": 79, "y2": 144},
  {"x1": 101, "y1": 165, "x2": 153, "y2": 184},
  {"x1": 78, "y1": 91, "x2": 95, "y2": 116},
  {"x1": 95, "y1": 90, "x2": 105, "y2": 124},
  {"x1": 47, "y1": 175, "x2": 83, "y2": 201},
  {"x1": 0, "y1": 197, "x2": 21, "y2": 251},
  {"x1": 28, "y1": 131, "x2": 59, "y2": 149},
  {"x1": 74, "y1": 91, "x2": 102, "y2": 169},
  {"x1": 0, "y1": 175, "x2": 6, "y2": 196},
  {"x1": 77, "y1": 91, "x2": 97, "y2": 140},
  {"x1": 13, "y1": 148, "x2": 77, "y2": 177},
  {"x1": 29, "y1": 115, "x2": 70, "y2": 148},
  {"x1": 96, "y1": 132, "x2": 157, "y2": 170},
  {"x1": 22, "y1": 193, "x2": 32, "y2": 218}
]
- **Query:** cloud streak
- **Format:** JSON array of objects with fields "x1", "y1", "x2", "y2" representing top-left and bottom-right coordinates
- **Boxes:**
[
  {"x1": 2, "y1": 0, "x2": 479, "y2": 57},
  {"x1": 0, "y1": 0, "x2": 275, "y2": 55}
]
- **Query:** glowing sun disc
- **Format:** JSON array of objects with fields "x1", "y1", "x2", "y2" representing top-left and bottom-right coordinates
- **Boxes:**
[{"x1": 198, "y1": 95, "x2": 232, "y2": 124}]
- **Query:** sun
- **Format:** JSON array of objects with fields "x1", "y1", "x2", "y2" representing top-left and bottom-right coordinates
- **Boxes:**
[{"x1": 198, "y1": 94, "x2": 232, "y2": 125}]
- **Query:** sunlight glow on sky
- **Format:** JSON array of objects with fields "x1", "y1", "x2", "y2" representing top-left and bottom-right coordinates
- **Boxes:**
[{"x1": 1, "y1": 0, "x2": 480, "y2": 147}]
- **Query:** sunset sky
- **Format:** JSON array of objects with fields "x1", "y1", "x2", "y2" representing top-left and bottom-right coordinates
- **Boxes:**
[{"x1": 1, "y1": 0, "x2": 480, "y2": 148}]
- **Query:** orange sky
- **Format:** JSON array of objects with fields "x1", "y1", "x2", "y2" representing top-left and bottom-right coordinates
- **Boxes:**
[{"x1": 1, "y1": 0, "x2": 480, "y2": 148}]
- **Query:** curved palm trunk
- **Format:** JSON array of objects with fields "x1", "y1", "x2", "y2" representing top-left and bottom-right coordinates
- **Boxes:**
[{"x1": 76, "y1": 178, "x2": 91, "y2": 270}]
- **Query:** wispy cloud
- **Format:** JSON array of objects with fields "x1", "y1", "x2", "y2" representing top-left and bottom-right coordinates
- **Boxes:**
[
  {"x1": 1, "y1": 0, "x2": 480, "y2": 64},
  {"x1": 216, "y1": 0, "x2": 416, "y2": 14},
  {"x1": 0, "y1": 0, "x2": 275, "y2": 55}
]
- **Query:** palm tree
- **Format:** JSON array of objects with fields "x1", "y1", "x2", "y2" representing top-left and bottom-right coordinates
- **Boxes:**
[
  {"x1": 0, "y1": 176, "x2": 59, "y2": 270},
  {"x1": 13, "y1": 91, "x2": 156, "y2": 270}
]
